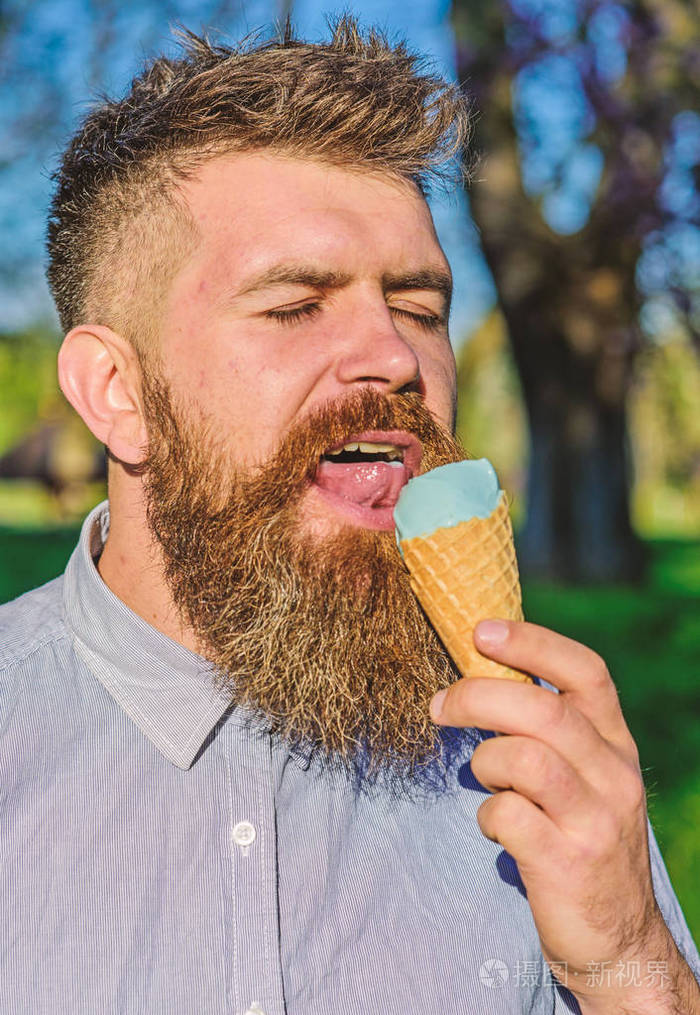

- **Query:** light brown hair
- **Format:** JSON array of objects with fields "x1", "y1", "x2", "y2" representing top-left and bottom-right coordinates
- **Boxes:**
[{"x1": 47, "y1": 16, "x2": 473, "y2": 355}]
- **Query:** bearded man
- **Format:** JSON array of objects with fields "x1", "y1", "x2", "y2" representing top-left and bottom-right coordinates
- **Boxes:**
[{"x1": 1, "y1": 17, "x2": 698, "y2": 1015}]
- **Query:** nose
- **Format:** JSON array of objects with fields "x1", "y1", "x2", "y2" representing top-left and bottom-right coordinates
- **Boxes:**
[{"x1": 334, "y1": 302, "x2": 422, "y2": 395}]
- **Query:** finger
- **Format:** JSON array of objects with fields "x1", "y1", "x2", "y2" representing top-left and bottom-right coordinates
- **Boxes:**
[
  {"x1": 431, "y1": 676, "x2": 624, "y2": 791},
  {"x1": 470, "y1": 735, "x2": 599, "y2": 835},
  {"x1": 473, "y1": 619, "x2": 631, "y2": 748},
  {"x1": 476, "y1": 789, "x2": 558, "y2": 861}
]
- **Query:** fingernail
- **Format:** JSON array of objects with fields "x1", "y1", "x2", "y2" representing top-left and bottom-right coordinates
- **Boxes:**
[
  {"x1": 430, "y1": 689, "x2": 447, "y2": 720},
  {"x1": 476, "y1": 620, "x2": 509, "y2": 645}
]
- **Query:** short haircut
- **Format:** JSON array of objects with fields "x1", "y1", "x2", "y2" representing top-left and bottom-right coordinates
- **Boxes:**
[{"x1": 46, "y1": 15, "x2": 473, "y2": 356}]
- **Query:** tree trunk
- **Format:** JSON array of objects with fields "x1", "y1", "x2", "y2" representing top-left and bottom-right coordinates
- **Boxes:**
[
  {"x1": 452, "y1": 1, "x2": 648, "y2": 582},
  {"x1": 510, "y1": 334, "x2": 646, "y2": 582},
  {"x1": 470, "y1": 175, "x2": 647, "y2": 581}
]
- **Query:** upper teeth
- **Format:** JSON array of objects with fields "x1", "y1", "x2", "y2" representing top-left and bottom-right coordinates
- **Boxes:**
[{"x1": 327, "y1": 441, "x2": 403, "y2": 461}]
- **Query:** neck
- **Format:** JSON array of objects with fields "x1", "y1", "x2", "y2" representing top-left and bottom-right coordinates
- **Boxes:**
[{"x1": 97, "y1": 467, "x2": 199, "y2": 653}]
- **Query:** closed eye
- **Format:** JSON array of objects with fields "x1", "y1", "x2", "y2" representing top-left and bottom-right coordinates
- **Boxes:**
[
  {"x1": 266, "y1": 302, "x2": 322, "y2": 325},
  {"x1": 266, "y1": 302, "x2": 443, "y2": 331},
  {"x1": 390, "y1": 306, "x2": 443, "y2": 332}
]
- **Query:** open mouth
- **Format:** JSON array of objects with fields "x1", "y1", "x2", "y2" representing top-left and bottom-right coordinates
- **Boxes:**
[{"x1": 310, "y1": 430, "x2": 421, "y2": 530}]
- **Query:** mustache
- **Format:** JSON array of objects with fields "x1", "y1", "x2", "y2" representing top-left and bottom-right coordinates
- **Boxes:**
[{"x1": 142, "y1": 382, "x2": 465, "y2": 518}]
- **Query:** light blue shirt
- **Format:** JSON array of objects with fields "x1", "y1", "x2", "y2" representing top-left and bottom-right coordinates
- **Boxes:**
[{"x1": 1, "y1": 501, "x2": 698, "y2": 1014}]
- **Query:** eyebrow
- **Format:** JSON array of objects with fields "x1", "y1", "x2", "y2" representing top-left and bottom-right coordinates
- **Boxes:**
[
  {"x1": 234, "y1": 263, "x2": 453, "y2": 316},
  {"x1": 382, "y1": 269, "x2": 453, "y2": 317},
  {"x1": 236, "y1": 265, "x2": 352, "y2": 296}
]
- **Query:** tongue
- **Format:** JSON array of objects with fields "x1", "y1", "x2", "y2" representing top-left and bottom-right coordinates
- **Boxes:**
[{"x1": 314, "y1": 460, "x2": 408, "y2": 507}]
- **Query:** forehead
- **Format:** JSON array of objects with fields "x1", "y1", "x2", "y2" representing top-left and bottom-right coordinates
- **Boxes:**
[{"x1": 175, "y1": 152, "x2": 450, "y2": 290}]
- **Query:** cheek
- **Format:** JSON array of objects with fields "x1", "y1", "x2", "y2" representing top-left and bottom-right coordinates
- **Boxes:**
[
  {"x1": 200, "y1": 348, "x2": 325, "y2": 463},
  {"x1": 420, "y1": 344, "x2": 457, "y2": 425},
  {"x1": 227, "y1": 355, "x2": 292, "y2": 389}
]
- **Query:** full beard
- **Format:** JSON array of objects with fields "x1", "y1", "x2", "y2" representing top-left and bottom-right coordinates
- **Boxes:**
[{"x1": 141, "y1": 374, "x2": 482, "y2": 794}]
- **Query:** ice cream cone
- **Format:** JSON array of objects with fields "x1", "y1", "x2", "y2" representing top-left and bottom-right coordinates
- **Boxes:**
[{"x1": 399, "y1": 493, "x2": 531, "y2": 682}]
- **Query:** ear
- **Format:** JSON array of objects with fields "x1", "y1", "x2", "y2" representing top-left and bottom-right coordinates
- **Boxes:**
[{"x1": 58, "y1": 325, "x2": 148, "y2": 466}]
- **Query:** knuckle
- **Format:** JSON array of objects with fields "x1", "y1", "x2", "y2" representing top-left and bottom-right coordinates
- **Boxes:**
[
  {"x1": 527, "y1": 746, "x2": 576, "y2": 800},
  {"x1": 618, "y1": 765, "x2": 646, "y2": 812},
  {"x1": 538, "y1": 756, "x2": 571, "y2": 797},
  {"x1": 519, "y1": 740, "x2": 550, "y2": 783},
  {"x1": 587, "y1": 653, "x2": 612, "y2": 691},
  {"x1": 625, "y1": 737, "x2": 642, "y2": 769},
  {"x1": 539, "y1": 693, "x2": 568, "y2": 732}
]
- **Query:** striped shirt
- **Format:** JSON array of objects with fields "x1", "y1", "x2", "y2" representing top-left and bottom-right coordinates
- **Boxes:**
[{"x1": 1, "y1": 501, "x2": 698, "y2": 1014}]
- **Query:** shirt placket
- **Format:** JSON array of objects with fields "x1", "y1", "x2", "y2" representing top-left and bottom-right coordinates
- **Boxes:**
[{"x1": 224, "y1": 718, "x2": 285, "y2": 1015}]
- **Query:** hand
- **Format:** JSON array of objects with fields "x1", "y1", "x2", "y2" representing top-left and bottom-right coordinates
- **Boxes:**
[{"x1": 429, "y1": 619, "x2": 699, "y2": 1012}]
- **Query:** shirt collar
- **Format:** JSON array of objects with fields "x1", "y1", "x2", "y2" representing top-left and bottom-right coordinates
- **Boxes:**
[{"x1": 63, "y1": 501, "x2": 238, "y2": 770}]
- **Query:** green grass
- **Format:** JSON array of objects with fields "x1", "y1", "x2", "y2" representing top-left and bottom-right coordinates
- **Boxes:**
[{"x1": 1, "y1": 528, "x2": 698, "y2": 944}]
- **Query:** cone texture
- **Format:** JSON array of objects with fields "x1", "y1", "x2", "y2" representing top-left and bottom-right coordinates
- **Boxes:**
[{"x1": 400, "y1": 494, "x2": 531, "y2": 682}]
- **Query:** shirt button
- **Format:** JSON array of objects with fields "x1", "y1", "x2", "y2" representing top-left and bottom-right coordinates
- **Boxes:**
[
  {"x1": 232, "y1": 820, "x2": 257, "y2": 848},
  {"x1": 243, "y1": 1004, "x2": 265, "y2": 1015}
]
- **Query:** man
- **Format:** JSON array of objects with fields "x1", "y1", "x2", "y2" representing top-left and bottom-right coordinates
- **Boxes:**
[{"x1": 1, "y1": 16, "x2": 698, "y2": 1014}]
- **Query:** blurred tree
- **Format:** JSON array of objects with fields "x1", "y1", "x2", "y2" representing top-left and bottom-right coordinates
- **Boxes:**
[
  {"x1": 455, "y1": 309, "x2": 529, "y2": 523},
  {"x1": 452, "y1": 0, "x2": 700, "y2": 580},
  {"x1": 629, "y1": 335, "x2": 700, "y2": 535}
]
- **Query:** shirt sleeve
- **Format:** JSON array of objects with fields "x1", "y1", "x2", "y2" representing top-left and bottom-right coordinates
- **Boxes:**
[{"x1": 647, "y1": 819, "x2": 700, "y2": 983}]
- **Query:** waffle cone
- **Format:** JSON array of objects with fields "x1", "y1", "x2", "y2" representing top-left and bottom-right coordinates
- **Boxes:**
[{"x1": 400, "y1": 493, "x2": 531, "y2": 682}]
